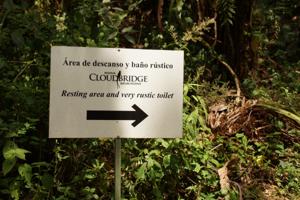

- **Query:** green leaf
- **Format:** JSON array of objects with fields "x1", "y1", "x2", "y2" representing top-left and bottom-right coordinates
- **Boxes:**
[
  {"x1": 147, "y1": 157, "x2": 154, "y2": 168},
  {"x1": 108, "y1": 31, "x2": 118, "y2": 40},
  {"x1": 242, "y1": 136, "x2": 248, "y2": 147},
  {"x1": 149, "y1": 150, "x2": 160, "y2": 156},
  {"x1": 235, "y1": 133, "x2": 244, "y2": 138},
  {"x1": 121, "y1": 26, "x2": 134, "y2": 33},
  {"x1": 5, "y1": 131, "x2": 19, "y2": 138},
  {"x1": 193, "y1": 162, "x2": 201, "y2": 173},
  {"x1": 3, "y1": 141, "x2": 30, "y2": 160},
  {"x1": 175, "y1": 0, "x2": 184, "y2": 12},
  {"x1": 157, "y1": 139, "x2": 169, "y2": 148},
  {"x1": 152, "y1": 159, "x2": 161, "y2": 169},
  {"x1": 31, "y1": 161, "x2": 50, "y2": 167},
  {"x1": 2, "y1": 158, "x2": 16, "y2": 175},
  {"x1": 124, "y1": 34, "x2": 136, "y2": 44},
  {"x1": 18, "y1": 164, "x2": 32, "y2": 185},
  {"x1": 84, "y1": 173, "x2": 96, "y2": 180},
  {"x1": 9, "y1": 181, "x2": 20, "y2": 200},
  {"x1": 41, "y1": 173, "x2": 54, "y2": 189},
  {"x1": 10, "y1": 188, "x2": 19, "y2": 200},
  {"x1": 135, "y1": 163, "x2": 146, "y2": 181},
  {"x1": 15, "y1": 148, "x2": 30, "y2": 160},
  {"x1": 163, "y1": 155, "x2": 171, "y2": 168},
  {"x1": 210, "y1": 158, "x2": 220, "y2": 167},
  {"x1": 3, "y1": 141, "x2": 18, "y2": 159}
]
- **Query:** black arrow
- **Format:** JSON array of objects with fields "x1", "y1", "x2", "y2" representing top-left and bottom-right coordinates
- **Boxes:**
[{"x1": 86, "y1": 104, "x2": 148, "y2": 127}]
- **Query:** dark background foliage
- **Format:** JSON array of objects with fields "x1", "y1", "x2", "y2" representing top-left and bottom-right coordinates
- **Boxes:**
[{"x1": 0, "y1": 0, "x2": 299, "y2": 199}]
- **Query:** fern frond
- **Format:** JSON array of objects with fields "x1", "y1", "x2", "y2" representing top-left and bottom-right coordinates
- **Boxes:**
[{"x1": 217, "y1": 0, "x2": 236, "y2": 26}]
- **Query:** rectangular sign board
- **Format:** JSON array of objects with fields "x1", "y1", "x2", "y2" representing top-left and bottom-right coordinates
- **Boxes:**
[{"x1": 49, "y1": 46, "x2": 184, "y2": 138}]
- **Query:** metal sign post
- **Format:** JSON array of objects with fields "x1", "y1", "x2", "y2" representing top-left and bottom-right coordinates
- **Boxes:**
[
  {"x1": 115, "y1": 137, "x2": 121, "y2": 200},
  {"x1": 49, "y1": 46, "x2": 184, "y2": 199}
]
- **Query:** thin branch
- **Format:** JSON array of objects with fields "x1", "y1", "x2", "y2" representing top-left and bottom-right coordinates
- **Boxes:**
[
  {"x1": 13, "y1": 60, "x2": 34, "y2": 82},
  {"x1": 230, "y1": 180, "x2": 243, "y2": 200},
  {"x1": 0, "y1": 10, "x2": 9, "y2": 30},
  {"x1": 210, "y1": 143, "x2": 223, "y2": 152},
  {"x1": 218, "y1": 59, "x2": 242, "y2": 101},
  {"x1": 267, "y1": 56, "x2": 283, "y2": 69},
  {"x1": 157, "y1": 0, "x2": 164, "y2": 32},
  {"x1": 212, "y1": 13, "x2": 218, "y2": 48},
  {"x1": 196, "y1": 0, "x2": 201, "y2": 23},
  {"x1": 212, "y1": 0, "x2": 218, "y2": 48}
]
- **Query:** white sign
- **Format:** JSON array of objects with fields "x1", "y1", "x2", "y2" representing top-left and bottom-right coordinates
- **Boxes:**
[{"x1": 49, "y1": 46, "x2": 184, "y2": 138}]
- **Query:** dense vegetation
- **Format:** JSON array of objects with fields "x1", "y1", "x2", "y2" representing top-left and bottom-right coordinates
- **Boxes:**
[{"x1": 0, "y1": 0, "x2": 299, "y2": 199}]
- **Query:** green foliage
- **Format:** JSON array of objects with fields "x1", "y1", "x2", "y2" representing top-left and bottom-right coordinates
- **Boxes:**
[
  {"x1": 0, "y1": 0, "x2": 299, "y2": 199},
  {"x1": 244, "y1": 0, "x2": 300, "y2": 111},
  {"x1": 217, "y1": 0, "x2": 236, "y2": 26},
  {"x1": 121, "y1": 83, "x2": 220, "y2": 199},
  {"x1": 276, "y1": 160, "x2": 300, "y2": 195}
]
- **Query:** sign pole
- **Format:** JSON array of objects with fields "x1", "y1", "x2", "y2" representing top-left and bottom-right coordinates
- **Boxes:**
[{"x1": 115, "y1": 137, "x2": 121, "y2": 200}]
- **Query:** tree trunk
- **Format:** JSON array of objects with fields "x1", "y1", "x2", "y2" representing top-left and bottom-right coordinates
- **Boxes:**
[{"x1": 217, "y1": 0, "x2": 256, "y2": 79}]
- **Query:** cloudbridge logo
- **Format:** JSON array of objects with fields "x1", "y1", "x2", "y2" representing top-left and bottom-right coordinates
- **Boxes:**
[{"x1": 89, "y1": 71, "x2": 148, "y2": 88}]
